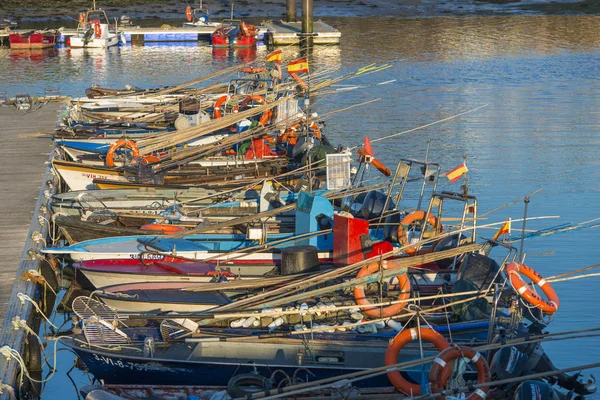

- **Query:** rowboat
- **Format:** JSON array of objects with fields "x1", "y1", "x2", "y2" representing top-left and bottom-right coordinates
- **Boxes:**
[
  {"x1": 211, "y1": 20, "x2": 257, "y2": 48},
  {"x1": 8, "y1": 30, "x2": 59, "y2": 49}
]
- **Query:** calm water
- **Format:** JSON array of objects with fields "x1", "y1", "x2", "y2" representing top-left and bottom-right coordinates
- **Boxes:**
[{"x1": 1, "y1": 15, "x2": 599, "y2": 398}]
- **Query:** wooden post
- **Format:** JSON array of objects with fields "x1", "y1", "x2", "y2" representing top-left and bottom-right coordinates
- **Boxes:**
[
  {"x1": 286, "y1": 0, "x2": 296, "y2": 22},
  {"x1": 301, "y1": 0, "x2": 313, "y2": 47}
]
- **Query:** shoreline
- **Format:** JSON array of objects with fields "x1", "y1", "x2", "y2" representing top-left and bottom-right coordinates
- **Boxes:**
[{"x1": 1, "y1": 0, "x2": 599, "y2": 26}]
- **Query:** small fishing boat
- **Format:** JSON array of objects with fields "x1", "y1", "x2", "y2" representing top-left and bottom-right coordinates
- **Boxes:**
[
  {"x1": 8, "y1": 30, "x2": 60, "y2": 49},
  {"x1": 183, "y1": 1, "x2": 219, "y2": 29},
  {"x1": 70, "y1": 3, "x2": 124, "y2": 48},
  {"x1": 211, "y1": 20, "x2": 257, "y2": 48}
]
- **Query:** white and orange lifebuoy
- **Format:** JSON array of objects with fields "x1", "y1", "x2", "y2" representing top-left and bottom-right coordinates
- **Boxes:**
[
  {"x1": 185, "y1": 6, "x2": 192, "y2": 22},
  {"x1": 506, "y1": 262, "x2": 560, "y2": 314},
  {"x1": 140, "y1": 224, "x2": 186, "y2": 234},
  {"x1": 385, "y1": 327, "x2": 450, "y2": 395},
  {"x1": 353, "y1": 260, "x2": 410, "y2": 318},
  {"x1": 357, "y1": 147, "x2": 391, "y2": 177},
  {"x1": 105, "y1": 138, "x2": 139, "y2": 167},
  {"x1": 93, "y1": 20, "x2": 102, "y2": 38},
  {"x1": 213, "y1": 95, "x2": 238, "y2": 119},
  {"x1": 79, "y1": 12, "x2": 86, "y2": 25},
  {"x1": 400, "y1": 210, "x2": 443, "y2": 255},
  {"x1": 429, "y1": 345, "x2": 491, "y2": 400}
]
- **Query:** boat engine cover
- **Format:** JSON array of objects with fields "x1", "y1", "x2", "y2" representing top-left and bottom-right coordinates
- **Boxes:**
[
  {"x1": 490, "y1": 346, "x2": 529, "y2": 381},
  {"x1": 513, "y1": 380, "x2": 560, "y2": 400}
]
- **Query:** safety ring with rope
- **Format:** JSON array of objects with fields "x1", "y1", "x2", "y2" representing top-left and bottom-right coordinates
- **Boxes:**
[
  {"x1": 428, "y1": 345, "x2": 491, "y2": 400},
  {"x1": 506, "y1": 262, "x2": 560, "y2": 314},
  {"x1": 213, "y1": 95, "x2": 239, "y2": 119},
  {"x1": 105, "y1": 138, "x2": 139, "y2": 167},
  {"x1": 399, "y1": 210, "x2": 443, "y2": 255},
  {"x1": 353, "y1": 260, "x2": 411, "y2": 318},
  {"x1": 384, "y1": 327, "x2": 450, "y2": 395}
]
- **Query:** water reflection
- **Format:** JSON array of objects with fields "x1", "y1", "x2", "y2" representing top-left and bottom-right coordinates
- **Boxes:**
[{"x1": 9, "y1": 47, "x2": 58, "y2": 62}]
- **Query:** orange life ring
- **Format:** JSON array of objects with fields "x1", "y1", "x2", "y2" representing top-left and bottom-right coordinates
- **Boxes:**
[
  {"x1": 400, "y1": 210, "x2": 443, "y2": 255},
  {"x1": 105, "y1": 138, "x2": 140, "y2": 167},
  {"x1": 241, "y1": 67, "x2": 266, "y2": 74},
  {"x1": 259, "y1": 109, "x2": 273, "y2": 127},
  {"x1": 79, "y1": 12, "x2": 86, "y2": 25},
  {"x1": 506, "y1": 262, "x2": 559, "y2": 314},
  {"x1": 213, "y1": 95, "x2": 238, "y2": 119},
  {"x1": 93, "y1": 20, "x2": 102, "y2": 38},
  {"x1": 140, "y1": 224, "x2": 186, "y2": 234},
  {"x1": 239, "y1": 95, "x2": 265, "y2": 109},
  {"x1": 186, "y1": 6, "x2": 193, "y2": 22},
  {"x1": 353, "y1": 261, "x2": 411, "y2": 318},
  {"x1": 357, "y1": 147, "x2": 391, "y2": 177},
  {"x1": 429, "y1": 345, "x2": 491, "y2": 400},
  {"x1": 385, "y1": 327, "x2": 450, "y2": 395}
]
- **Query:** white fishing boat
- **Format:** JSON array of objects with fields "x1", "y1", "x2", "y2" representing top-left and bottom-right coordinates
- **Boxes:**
[{"x1": 70, "y1": 1, "x2": 125, "y2": 49}]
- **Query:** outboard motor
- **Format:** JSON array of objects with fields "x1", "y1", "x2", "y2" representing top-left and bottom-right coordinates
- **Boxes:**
[
  {"x1": 514, "y1": 380, "x2": 560, "y2": 400},
  {"x1": 490, "y1": 346, "x2": 529, "y2": 385},
  {"x1": 359, "y1": 190, "x2": 395, "y2": 220}
]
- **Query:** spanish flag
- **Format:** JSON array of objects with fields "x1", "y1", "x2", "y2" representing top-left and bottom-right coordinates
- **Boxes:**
[
  {"x1": 287, "y1": 57, "x2": 309, "y2": 74},
  {"x1": 493, "y1": 218, "x2": 511, "y2": 241},
  {"x1": 266, "y1": 49, "x2": 282, "y2": 64},
  {"x1": 445, "y1": 162, "x2": 468, "y2": 183}
]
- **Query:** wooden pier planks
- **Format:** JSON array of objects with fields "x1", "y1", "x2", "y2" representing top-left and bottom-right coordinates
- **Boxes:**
[{"x1": 0, "y1": 104, "x2": 57, "y2": 324}]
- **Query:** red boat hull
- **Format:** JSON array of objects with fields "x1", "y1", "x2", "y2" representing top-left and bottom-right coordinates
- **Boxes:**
[
  {"x1": 211, "y1": 33, "x2": 256, "y2": 48},
  {"x1": 9, "y1": 32, "x2": 59, "y2": 49}
]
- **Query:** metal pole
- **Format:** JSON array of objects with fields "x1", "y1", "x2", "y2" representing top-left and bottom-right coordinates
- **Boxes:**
[
  {"x1": 286, "y1": 0, "x2": 297, "y2": 22},
  {"x1": 519, "y1": 196, "x2": 530, "y2": 263},
  {"x1": 301, "y1": 0, "x2": 313, "y2": 48}
]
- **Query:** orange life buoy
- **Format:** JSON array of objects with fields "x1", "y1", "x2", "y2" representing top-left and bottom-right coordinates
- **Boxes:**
[
  {"x1": 213, "y1": 95, "x2": 238, "y2": 119},
  {"x1": 385, "y1": 327, "x2": 450, "y2": 395},
  {"x1": 186, "y1": 6, "x2": 192, "y2": 22},
  {"x1": 259, "y1": 109, "x2": 273, "y2": 127},
  {"x1": 239, "y1": 95, "x2": 265, "y2": 109},
  {"x1": 357, "y1": 147, "x2": 391, "y2": 177},
  {"x1": 429, "y1": 345, "x2": 491, "y2": 400},
  {"x1": 79, "y1": 12, "x2": 86, "y2": 25},
  {"x1": 506, "y1": 262, "x2": 559, "y2": 314},
  {"x1": 140, "y1": 224, "x2": 186, "y2": 234},
  {"x1": 241, "y1": 67, "x2": 266, "y2": 74},
  {"x1": 105, "y1": 138, "x2": 139, "y2": 167},
  {"x1": 93, "y1": 20, "x2": 102, "y2": 38},
  {"x1": 400, "y1": 210, "x2": 443, "y2": 256},
  {"x1": 353, "y1": 260, "x2": 411, "y2": 318}
]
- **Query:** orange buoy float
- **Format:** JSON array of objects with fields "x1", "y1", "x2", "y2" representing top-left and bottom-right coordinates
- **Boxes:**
[
  {"x1": 353, "y1": 260, "x2": 411, "y2": 318},
  {"x1": 385, "y1": 327, "x2": 450, "y2": 395},
  {"x1": 400, "y1": 210, "x2": 443, "y2": 255},
  {"x1": 105, "y1": 138, "x2": 139, "y2": 167},
  {"x1": 241, "y1": 67, "x2": 266, "y2": 74},
  {"x1": 239, "y1": 95, "x2": 265, "y2": 109},
  {"x1": 429, "y1": 345, "x2": 491, "y2": 400},
  {"x1": 213, "y1": 95, "x2": 238, "y2": 119},
  {"x1": 140, "y1": 224, "x2": 186, "y2": 234},
  {"x1": 93, "y1": 20, "x2": 102, "y2": 38},
  {"x1": 141, "y1": 154, "x2": 160, "y2": 167},
  {"x1": 357, "y1": 147, "x2": 391, "y2": 177},
  {"x1": 506, "y1": 262, "x2": 560, "y2": 314},
  {"x1": 259, "y1": 108, "x2": 273, "y2": 127},
  {"x1": 186, "y1": 6, "x2": 193, "y2": 22}
]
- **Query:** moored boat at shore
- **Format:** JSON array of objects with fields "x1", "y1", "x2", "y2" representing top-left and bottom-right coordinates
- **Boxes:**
[{"x1": 8, "y1": 29, "x2": 60, "y2": 49}]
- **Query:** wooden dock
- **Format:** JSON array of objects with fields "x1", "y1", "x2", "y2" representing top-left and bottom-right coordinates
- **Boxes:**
[
  {"x1": 0, "y1": 103, "x2": 59, "y2": 397},
  {"x1": 0, "y1": 104, "x2": 57, "y2": 321}
]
